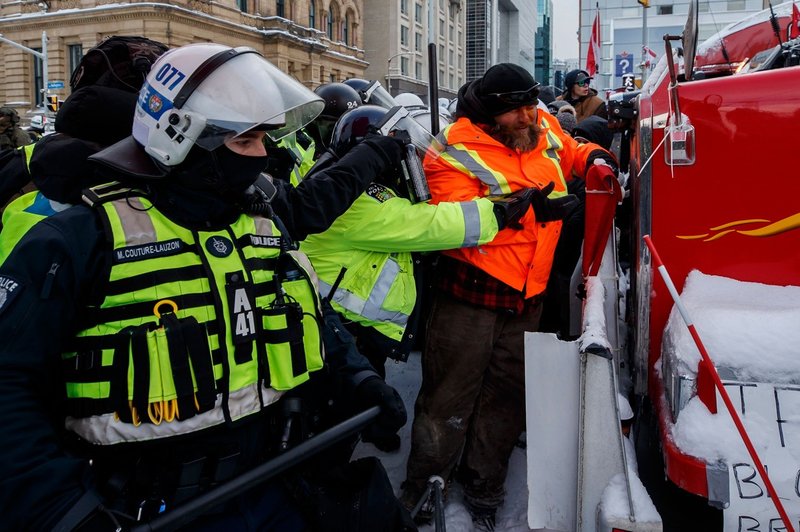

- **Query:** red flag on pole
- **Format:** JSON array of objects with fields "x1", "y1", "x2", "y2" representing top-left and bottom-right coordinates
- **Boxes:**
[
  {"x1": 586, "y1": 8, "x2": 601, "y2": 76},
  {"x1": 791, "y1": 2, "x2": 800, "y2": 39}
]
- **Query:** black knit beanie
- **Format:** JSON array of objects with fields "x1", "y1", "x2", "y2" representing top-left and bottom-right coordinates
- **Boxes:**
[{"x1": 457, "y1": 63, "x2": 539, "y2": 124}]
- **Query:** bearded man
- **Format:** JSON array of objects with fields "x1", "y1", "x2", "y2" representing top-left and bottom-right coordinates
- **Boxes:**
[{"x1": 401, "y1": 63, "x2": 616, "y2": 530}]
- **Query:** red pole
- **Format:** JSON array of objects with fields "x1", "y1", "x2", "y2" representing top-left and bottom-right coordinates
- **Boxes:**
[{"x1": 643, "y1": 235, "x2": 794, "y2": 532}]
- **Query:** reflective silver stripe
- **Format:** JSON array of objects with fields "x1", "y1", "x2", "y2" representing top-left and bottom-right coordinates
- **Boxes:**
[
  {"x1": 112, "y1": 197, "x2": 157, "y2": 246},
  {"x1": 318, "y1": 258, "x2": 409, "y2": 327},
  {"x1": 65, "y1": 383, "x2": 283, "y2": 445},
  {"x1": 443, "y1": 145, "x2": 506, "y2": 194},
  {"x1": 253, "y1": 216, "x2": 276, "y2": 236},
  {"x1": 460, "y1": 201, "x2": 483, "y2": 247},
  {"x1": 544, "y1": 130, "x2": 563, "y2": 164}
]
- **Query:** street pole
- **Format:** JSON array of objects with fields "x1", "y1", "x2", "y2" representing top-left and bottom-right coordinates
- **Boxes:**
[
  {"x1": 386, "y1": 51, "x2": 417, "y2": 97},
  {"x1": 641, "y1": 5, "x2": 649, "y2": 84},
  {"x1": 0, "y1": 31, "x2": 49, "y2": 110},
  {"x1": 42, "y1": 30, "x2": 49, "y2": 104}
]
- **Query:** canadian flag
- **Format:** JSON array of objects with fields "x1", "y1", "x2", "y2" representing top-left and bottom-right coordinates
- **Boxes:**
[
  {"x1": 791, "y1": 2, "x2": 800, "y2": 39},
  {"x1": 586, "y1": 9, "x2": 601, "y2": 77},
  {"x1": 643, "y1": 45, "x2": 657, "y2": 68}
]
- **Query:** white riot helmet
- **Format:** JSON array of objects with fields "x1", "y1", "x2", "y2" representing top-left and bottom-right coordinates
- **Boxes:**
[
  {"x1": 394, "y1": 92, "x2": 425, "y2": 109},
  {"x1": 132, "y1": 43, "x2": 324, "y2": 166}
]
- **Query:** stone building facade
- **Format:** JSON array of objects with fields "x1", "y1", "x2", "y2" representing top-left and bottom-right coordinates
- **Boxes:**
[{"x1": 0, "y1": 0, "x2": 365, "y2": 117}]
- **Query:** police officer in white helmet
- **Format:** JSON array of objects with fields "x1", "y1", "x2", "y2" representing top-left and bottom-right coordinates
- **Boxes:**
[{"x1": 0, "y1": 43, "x2": 410, "y2": 531}]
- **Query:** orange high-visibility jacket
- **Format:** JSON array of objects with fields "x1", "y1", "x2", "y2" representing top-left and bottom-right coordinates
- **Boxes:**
[{"x1": 425, "y1": 112, "x2": 603, "y2": 298}]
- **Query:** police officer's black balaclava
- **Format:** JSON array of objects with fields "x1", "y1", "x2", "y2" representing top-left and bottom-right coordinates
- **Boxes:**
[{"x1": 151, "y1": 144, "x2": 269, "y2": 227}]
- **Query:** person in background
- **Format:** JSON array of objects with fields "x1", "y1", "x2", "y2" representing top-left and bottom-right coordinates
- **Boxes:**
[
  {"x1": 402, "y1": 62, "x2": 616, "y2": 530},
  {"x1": 572, "y1": 115, "x2": 615, "y2": 151},
  {"x1": 0, "y1": 107, "x2": 33, "y2": 151},
  {"x1": 25, "y1": 114, "x2": 48, "y2": 142},
  {"x1": 547, "y1": 101, "x2": 578, "y2": 135},
  {"x1": 557, "y1": 69, "x2": 607, "y2": 123},
  {"x1": 0, "y1": 43, "x2": 409, "y2": 531}
]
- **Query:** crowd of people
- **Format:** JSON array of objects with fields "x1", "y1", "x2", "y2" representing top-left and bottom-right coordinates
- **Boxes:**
[{"x1": 0, "y1": 37, "x2": 618, "y2": 532}]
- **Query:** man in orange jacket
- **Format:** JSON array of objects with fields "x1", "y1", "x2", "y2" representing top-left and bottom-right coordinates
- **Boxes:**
[{"x1": 402, "y1": 63, "x2": 615, "y2": 529}]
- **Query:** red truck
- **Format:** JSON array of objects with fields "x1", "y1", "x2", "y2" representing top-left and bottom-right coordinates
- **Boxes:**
[{"x1": 620, "y1": 1, "x2": 800, "y2": 529}]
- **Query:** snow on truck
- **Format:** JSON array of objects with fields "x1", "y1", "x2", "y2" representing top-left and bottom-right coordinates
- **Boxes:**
[{"x1": 525, "y1": 1, "x2": 800, "y2": 531}]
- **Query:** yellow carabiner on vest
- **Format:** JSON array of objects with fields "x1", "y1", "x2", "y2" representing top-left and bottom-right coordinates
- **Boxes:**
[{"x1": 153, "y1": 299, "x2": 179, "y2": 319}]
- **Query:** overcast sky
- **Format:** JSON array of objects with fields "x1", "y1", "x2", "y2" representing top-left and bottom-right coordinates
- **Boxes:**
[{"x1": 552, "y1": 0, "x2": 580, "y2": 60}]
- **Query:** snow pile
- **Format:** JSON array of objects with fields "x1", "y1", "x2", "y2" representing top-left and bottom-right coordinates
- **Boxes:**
[
  {"x1": 665, "y1": 270, "x2": 800, "y2": 383},
  {"x1": 665, "y1": 270, "x2": 800, "y2": 463},
  {"x1": 579, "y1": 276, "x2": 612, "y2": 352},
  {"x1": 598, "y1": 470, "x2": 661, "y2": 525},
  {"x1": 672, "y1": 396, "x2": 751, "y2": 463}
]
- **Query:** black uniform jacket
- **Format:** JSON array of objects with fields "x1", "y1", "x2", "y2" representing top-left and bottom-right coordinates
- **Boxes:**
[{"x1": 0, "y1": 138, "x2": 389, "y2": 530}]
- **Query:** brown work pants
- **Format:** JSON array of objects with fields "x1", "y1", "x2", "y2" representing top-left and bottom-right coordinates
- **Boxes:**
[{"x1": 404, "y1": 292, "x2": 542, "y2": 511}]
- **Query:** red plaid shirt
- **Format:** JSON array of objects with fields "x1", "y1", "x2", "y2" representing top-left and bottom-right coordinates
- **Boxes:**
[{"x1": 436, "y1": 255, "x2": 530, "y2": 314}]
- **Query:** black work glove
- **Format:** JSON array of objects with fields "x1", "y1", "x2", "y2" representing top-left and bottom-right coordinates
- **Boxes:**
[
  {"x1": 488, "y1": 188, "x2": 534, "y2": 230},
  {"x1": 355, "y1": 376, "x2": 407, "y2": 440},
  {"x1": 586, "y1": 149, "x2": 619, "y2": 177},
  {"x1": 361, "y1": 132, "x2": 406, "y2": 171},
  {"x1": 530, "y1": 182, "x2": 579, "y2": 222}
]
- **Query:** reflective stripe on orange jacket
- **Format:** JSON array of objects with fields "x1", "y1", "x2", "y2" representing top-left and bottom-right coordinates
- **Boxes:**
[{"x1": 425, "y1": 112, "x2": 603, "y2": 298}]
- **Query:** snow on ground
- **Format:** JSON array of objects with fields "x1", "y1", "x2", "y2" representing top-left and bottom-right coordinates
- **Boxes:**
[{"x1": 352, "y1": 350, "x2": 533, "y2": 532}]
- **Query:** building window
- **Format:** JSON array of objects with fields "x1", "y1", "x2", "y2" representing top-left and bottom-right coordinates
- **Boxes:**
[
  {"x1": 309, "y1": 0, "x2": 316, "y2": 27},
  {"x1": 415, "y1": 32, "x2": 422, "y2": 51},
  {"x1": 401, "y1": 25, "x2": 409, "y2": 46},
  {"x1": 657, "y1": 5, "x2": 672, "y2": 15},
  {"x1": 401, "y1": 56, "x2": 409, "y2": 76},
  {"x1": 415, "y1": 61, "x2": 422, "y2": 79},
  {"x1": 32, "y1": 47, "x2": 43, "y2": 107},
  {"x1": 276, "y1": 0, "x2": 284, "y2": 17},
  {"x1": 68, "y1": 44, "x2": 83, "y2": 77},
  {"x1": 401, "y1": 0, "x2": 408, "y2": 15},
  {"x1": 439, "y1": 44, "x2": 444, "y2": 61},
  {"x1": 698, "y1": 1, "x2": 710, "y2": 12},
  {"x1": 343, "y1": 14, "x2": 349, "y2": 45},
  {"x1": 449, "y1": 24, "x2": 454, "y2": 41},
  {"x1": 328, "y1": 7, "x2": 334, "y2": 39},
  {"x1": 330, "y1": 73, "x2": 336, "y2": 82},
  {"x1": 238, "y1": 0, "x2": 247, "y2": 12},
  {"x1": 727, "y1": 0, "x2": 745, "y2": 9},
  {"x1": 440, "y1": 19, "x2": 445, "y2": 36},
  {"x1": 415, "y1": 2, "x2": 422, "y2": 23},
  {"x1": 449, "y1": 73, "x2": 454, "y2": 88}
]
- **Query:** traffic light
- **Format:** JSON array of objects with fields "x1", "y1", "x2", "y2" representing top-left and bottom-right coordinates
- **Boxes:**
[
  {"x1": 46, "y1": 95, "x2": 59, "y2": 113},
  {"x1": 638, "y1": 0, "x2": 649, "y2": 6}
]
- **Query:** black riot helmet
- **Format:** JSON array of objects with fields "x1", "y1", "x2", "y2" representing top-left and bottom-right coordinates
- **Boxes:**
[
  {"x1": 315, "y1": 82, "x2": 361, "y2": 119},
  {"x1": 342, "y1": 78, "x2": 399, "y2": 109},
  {"x1": 329, "y1": 105, "x2": 439, "y2": 203},
  {"x1": 306, "y1": 82, "x2": 361, "y2": 151},
  {"x1": 329, "y1": 104, "x2": 388, "y2": 159}
]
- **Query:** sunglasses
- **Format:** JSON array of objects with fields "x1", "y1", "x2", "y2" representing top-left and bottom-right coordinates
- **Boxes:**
[
  {"x1": 575, "y1": 79, "x2": 591, "y2": 87},
  {"x1": 487, "y1": 84, "x2": 540, "y2": 105}
]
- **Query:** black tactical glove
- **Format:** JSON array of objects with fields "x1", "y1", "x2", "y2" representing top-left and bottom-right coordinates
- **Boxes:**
[
  {"x1": 488, "y1": 188, "x2": 534, "y2": 230},
  {"x1": 361, "y1": 132, "x2": 406, "y2": 171},
  {"x1": 586, "y1": 149, "x2": 619, "y2": 177},
  {"x1": 530, "y1": 182, "x2": 579, "y2": 223},
  {"x1": 355, "y1": 376, "x2": 407, "y2": 442}
]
